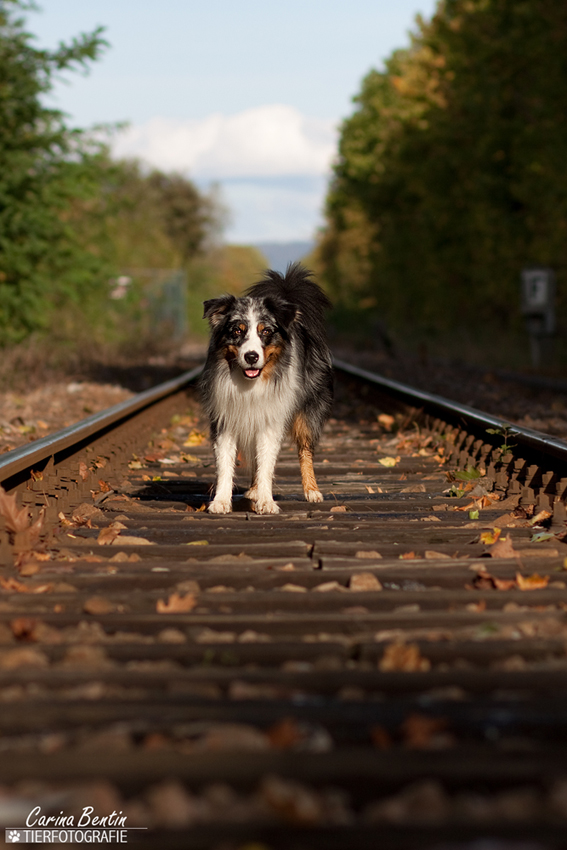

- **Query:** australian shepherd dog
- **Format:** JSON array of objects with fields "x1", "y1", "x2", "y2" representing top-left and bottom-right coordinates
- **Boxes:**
[{"x1": 200, "y1": 263, "x2": 333, "y2": 515}]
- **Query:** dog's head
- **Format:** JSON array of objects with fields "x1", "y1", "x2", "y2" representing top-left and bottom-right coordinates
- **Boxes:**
[{"x1": 203, "y1": 294, "x2": 296, "y2": 381}]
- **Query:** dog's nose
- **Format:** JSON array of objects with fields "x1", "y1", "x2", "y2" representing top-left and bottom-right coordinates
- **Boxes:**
[{"x1": 244, "y1": 351, "x2": 259, "y2": 365}]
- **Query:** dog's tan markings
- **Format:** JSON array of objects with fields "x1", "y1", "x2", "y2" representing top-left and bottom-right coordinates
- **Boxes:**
[
  {"x1": 257, "y1": 322, "x2": 265, "y2": 333},
  {"x1": 223, "y1": 344, "x2": 239, "y2": 362},
  {"x1": 239, "y1": 323, "x2": 246, "y2": 332},
  {"x1": 260, "y1": 341, "x2": 284, "y2": 381},
  {"x1": 292, "y1": 413, "x2": 320, "y2": 497}
]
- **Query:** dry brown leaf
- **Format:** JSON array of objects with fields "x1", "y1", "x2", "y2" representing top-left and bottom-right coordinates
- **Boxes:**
[
  {"x1": 401, "y1": 713, "x2": 450, "y2": 749},
  {"x1": 379, "y1": 641, "x2": 431, "y2": 672},
  {"x1": 399, "y1": 551, "x2": 420, "y2": 560},
  {"x1": 313, "y1": 581, "x2": 343, "y2": 592},
  {"x1": 156, "y1": 592, "x2": 197, "y2": 613},
  {"x1": 111, "y1": 535, "x2": 154, "y2": 546},
  {"x1": 488, "y1": 535, "x2": 519, "y2": 559},
  {"x1": 516, "y1": 572, "x2": 550, "y2": 591},
  {"x1": 470, "y1": 570, "x2": 516, "y2": 591},
  {"x1": 355, "y1": 550, "x2": 382, "y2": 559},
  {"x1": 98, "y1": 479, "x2": 112, "y2": 492},
  {"x1": 0, "y1": 647, "x2": 49, "y2": 669},
  {"x1": 97, "y1": 526, "x2": 120, "y2": 545},
  {"x1": 0, "y1": 577, "x2": 52, "y2": 594},
  {"x1": 349, "y1": 572, "x2": 383, "y2": 591},
  {"x1": 83, "y1": 596, "x2": 119, "y2": 615},
  {"x1": 0, "y1": 486, "x2": 30, "y2": 533},
  {"x1": 378, "y1": 414, "x2": 395, "y2": 430},
  {"x1": 267, "y1": 717, "x2": 304, "y2": 750},
  {"x1": 10, "y1": 617, "x2": 38, "y2": 641},
  {"x1": 78, "y1": 462, "x2": 89, "y2": 481},
  {"x1": 278, "y1": 584, "x2": 308, "y2": 592},
  {"x1": 330, "y1": 505, "x2": 347, "y2": 513},
  {"x1": 260, "y1": 775, "x2": 323, "y2": 824},
  {"x1": 424, "y1": 550, "x2": 452, "y2": 560}
]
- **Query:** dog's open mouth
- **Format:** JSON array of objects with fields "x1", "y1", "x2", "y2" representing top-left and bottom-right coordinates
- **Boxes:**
[{"x1": 243, "y1": 368, "x2": 261, "y2": 379}]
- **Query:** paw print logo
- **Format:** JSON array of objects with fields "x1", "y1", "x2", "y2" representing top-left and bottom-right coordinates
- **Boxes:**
[{"x1": 7, "y1": 831, "x2": 20, "y2": 842}]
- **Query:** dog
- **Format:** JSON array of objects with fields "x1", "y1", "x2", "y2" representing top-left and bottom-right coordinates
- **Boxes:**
[{"x1": 200, "y1": 263, "x2": 333, "y2": 515}]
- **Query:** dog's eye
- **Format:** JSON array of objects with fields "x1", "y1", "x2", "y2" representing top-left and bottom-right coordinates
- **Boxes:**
[
  {"x1": 261, "y1": 328, "x2": 271, "y2": 337},
  {"x1": 233, "y1": 327, "x2": 243, "y2": 336}
]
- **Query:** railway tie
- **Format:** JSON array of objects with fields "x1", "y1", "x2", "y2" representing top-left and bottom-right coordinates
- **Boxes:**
[{"x1": 0, "y1": 359, "x2": 566, "y2": 848}]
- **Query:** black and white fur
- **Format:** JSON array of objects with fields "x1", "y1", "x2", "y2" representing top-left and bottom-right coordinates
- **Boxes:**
[{"x1": 200, "y1": 263, "x2": 333, "y2": 515}]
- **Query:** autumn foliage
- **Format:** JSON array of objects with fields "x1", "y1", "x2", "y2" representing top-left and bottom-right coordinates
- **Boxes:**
[{"x1": 317, "y1": 0, "x2": 567, "y2": 356}]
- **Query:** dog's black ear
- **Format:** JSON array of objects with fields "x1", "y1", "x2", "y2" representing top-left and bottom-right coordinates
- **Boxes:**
[
  {"x1": 203, "y1": 295, "x2": 236, "y2": 327},
  {"x1": 264, "y1": 296, "x2": 297, "y2": 332}
]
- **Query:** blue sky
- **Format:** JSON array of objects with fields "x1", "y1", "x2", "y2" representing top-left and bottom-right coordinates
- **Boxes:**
[{"x1": 29, "y1": 1, "x2": 438, "y2": 242}]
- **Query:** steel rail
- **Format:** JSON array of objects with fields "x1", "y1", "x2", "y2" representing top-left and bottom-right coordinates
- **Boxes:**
[
  {"x1": 333, "y1": 356, "x2": 567, "y2": 465},
  {"x1": 1, "y1": 354, "x2": 565, "y2": 486},
  {"x1": 0, "y1": 364, "x2": 204, "y2": 483}
]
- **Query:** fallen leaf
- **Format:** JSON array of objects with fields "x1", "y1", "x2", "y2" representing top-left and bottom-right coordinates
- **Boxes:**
[
  {"x1": 0, "y1": 647, "x2": 49, "y2": 669},
  {"x1": 278, "y1": 584, "x2": 308, "y2": 593},
  {"x1": 355, "y1": 550, "x2": 382, "y2": 559},
  {"x1": 83, "y1": 596, "x2": 119, "y2": 615},
  {"x1": 0, "y1": 486, "x2": 30, "y2": 533},
  {"x1": 516, "y1": 572, "x2": 549, "y2": 590},
  {"x1": 313, "y1": 581, "x2": 343, "y2": 592},
  {"x1": 349, "y1": 572, "x2": 383, "y2": 591},
  {"x1": 528, "y1": 510, "x2": 553, "y2": 527},
  {"x1": 330, "y1": 505, "x2": 347, "y2": 513},
  {"x1": 470, "y1": 570, "x2": 516, "y2": 591},
  {"x1": 128, "y1": 460, "x2": 144, "y2": 470},
  {"x1": 97, "y1": 527, "x2": 120, "y2": 545},
  {"x1": 156, "y1": 593, "x2": 197, "y2": 613},
  {"x1": 379, "y1": 641, "x2": 431, "y2": 672},
  {"x1": 378, "y1": 414, "x2": 395, "y2": 430},
  {"x1": 399, "y1": 551, "x2": 420, "y2": 560},
  {"x1": 267, "y1": 717, "x2": 304, "y2": 750},
  {"x1": 530, "y1": 531, "x2": 556, "y2": 543},
  {"x1": 111, "y1": 535, "x2": 155, "y2": 546},
  {"x1": 378, "y1": 456, "x2": 400, "y2": 467},
  {"x1": 424, "y1": 550, "x2": 452, "y2": 560},
  {"x1": 98, "y1": 480, "x2": 112, "y2": 492},
  {"x1": 183, "y1": 430, "x2": 207, "y2": 446},
  {"x1": 185, "y1": 540, "x2": 209, "y2": 546},
  {"x1": 480, "y1": 528, "x2": 502, "y2": 545},
  {"x1": 488, "y1": 535, "x2": 519, "y2": 559},
  {"x1": 78, "y1": 462, "x2": 89, "y2": 481},
  {"x1": 401, "y1": 713, "x2": 450, "y2": 749}
]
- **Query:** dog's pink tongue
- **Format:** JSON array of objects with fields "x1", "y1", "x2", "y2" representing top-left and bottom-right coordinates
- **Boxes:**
[{"x1": 245, "y1": 369, "x2": 260, "y2": 378}]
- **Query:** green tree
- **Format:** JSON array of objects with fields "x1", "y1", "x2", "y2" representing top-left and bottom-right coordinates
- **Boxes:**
[
  {"x1": 0, "y1": 0, "x2": 108, "y2": 342},
  {"x1": 318, "y1": 0, "x2": 567, "y2": 353}
]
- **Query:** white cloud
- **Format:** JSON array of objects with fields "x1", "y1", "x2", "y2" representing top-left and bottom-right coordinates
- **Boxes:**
[
  {"x1": 218, "y1": 176, "x2": 328, "y2": 243},
  {"x1": 111, "y1": 104, "x2": 337, "y2": 179}
]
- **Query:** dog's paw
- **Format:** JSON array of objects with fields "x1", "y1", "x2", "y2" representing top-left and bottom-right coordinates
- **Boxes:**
[
  {"x1": 253, "y1": 498, "x2": 280, "y2": 515},
  {"x1": 243, "y1": 487, "x2": 258, "y2": 500},
  {"x1": 305, "y1": 489, "x2": 324, "y2": 503},
  {"x1": 208, "y1": 498, "x2": 232, "y2": 514}
]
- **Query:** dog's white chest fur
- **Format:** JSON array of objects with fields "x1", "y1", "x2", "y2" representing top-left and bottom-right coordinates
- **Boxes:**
[{"x1": 210, "y1": 355, "x2": 300, "y2": 460}]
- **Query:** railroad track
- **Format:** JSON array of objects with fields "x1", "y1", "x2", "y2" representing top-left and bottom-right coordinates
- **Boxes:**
[{"x1": 0, "y1": 358, "x2": 567, "y2": 848}]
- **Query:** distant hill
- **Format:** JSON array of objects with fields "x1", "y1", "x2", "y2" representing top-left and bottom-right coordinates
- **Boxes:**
[{"x1": 252, "y1": 241, "x2": 315, "y2": 273}]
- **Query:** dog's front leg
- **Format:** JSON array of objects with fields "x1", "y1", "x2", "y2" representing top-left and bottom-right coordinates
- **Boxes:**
[
  {"x1": 252, "y1": 428, "x2": 282, "y2": 514},
  {"x1": 209, "y1": 430, "x2": 237, "y2": 514}
]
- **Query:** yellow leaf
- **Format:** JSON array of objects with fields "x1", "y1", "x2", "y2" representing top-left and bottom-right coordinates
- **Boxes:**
[
  {"x1": 186, "y1": 540, "x2": 209, "y2": 546},
  {"x1": 516, "y1": 572, "x2": 549, "y2": 590},
  {"x1": 480, "y1": 528, "x2": 501, "y2": 545},
  {"x1": 183, "y1": 430, "x2": 207, "y2": 446},
  {"x1": 378, "y1": 456, "x2": 400, "y2": 467}
]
